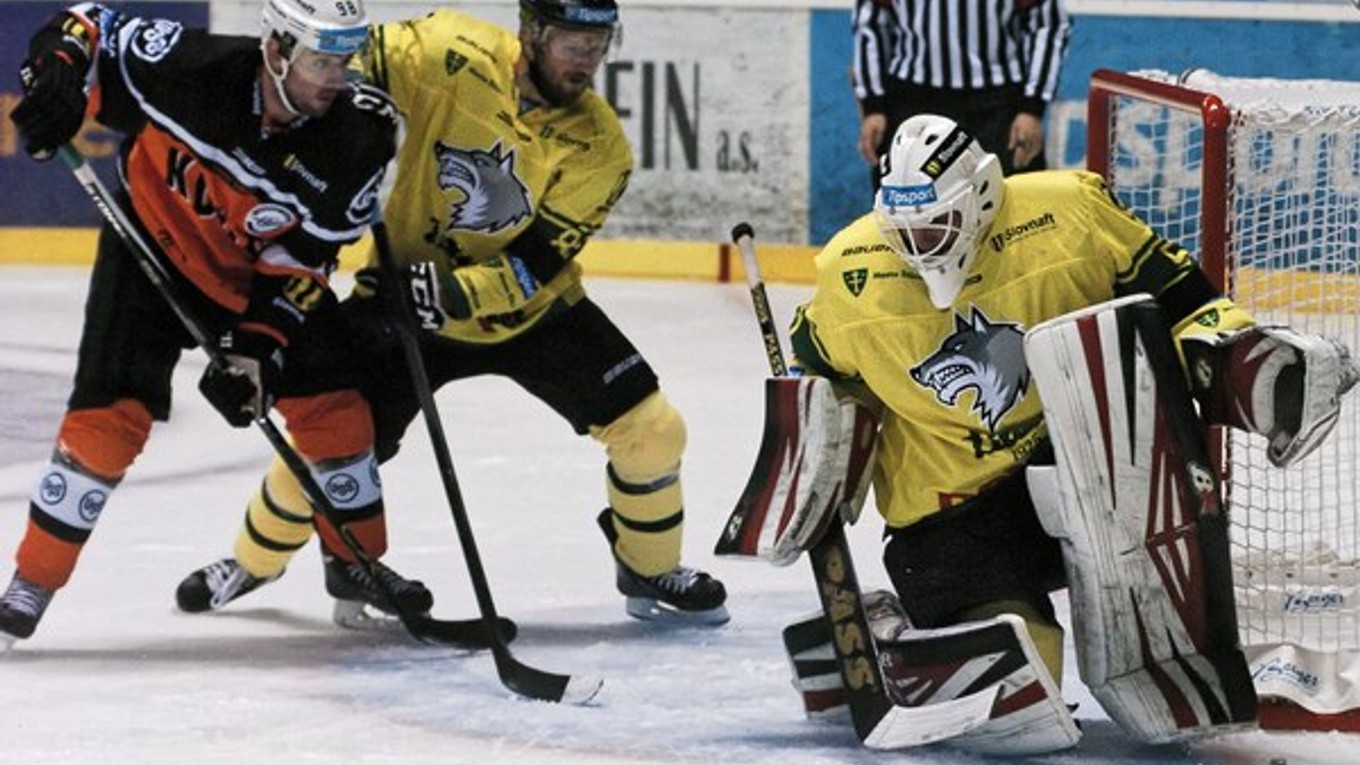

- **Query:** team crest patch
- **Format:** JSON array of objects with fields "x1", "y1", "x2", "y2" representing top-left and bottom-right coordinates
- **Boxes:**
[
  {"x1": 910, "y1": 307, "x2": 1029, "y2": 432},
  {"x1": 325, "y1": 472, "x2": 360, "y2": 504},
  {"x1": 244, "y1": 204, "x2": 296, "y2": 236},
  {"x1": 131, "y1": 19, "x2": 182, "y2": 63},
  {"x1": 78, "y1": 489, "x2": 107, "y2": 524},
  {"x1": 433, "y1": 140, "x2": 532, "y2": 233},
  {"x1": 38, "y1": 472, "x2": 67, "y2": 505},
  {"x1": 445, "y1": 49, "x2": 468, "y2": 75},
  {"x1": 347, "y1": 171, "x2": 384, "y2": 226},
  {"x1": 843, "y1": 268, "x2": 868, "y2": 297}
]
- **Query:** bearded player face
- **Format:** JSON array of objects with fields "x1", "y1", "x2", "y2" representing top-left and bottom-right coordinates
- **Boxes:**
[{"x1": 525, "y1": 25, "x2": 611, "y2": 107}]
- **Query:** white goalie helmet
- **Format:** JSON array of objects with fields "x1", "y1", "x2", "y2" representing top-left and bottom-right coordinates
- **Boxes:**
[
  {"x1": 261, "y1": 0, "x2": 369, "y2": 58},
  {"x1": 874, "y1": 115, "x2": 1005, "y2": 309}
]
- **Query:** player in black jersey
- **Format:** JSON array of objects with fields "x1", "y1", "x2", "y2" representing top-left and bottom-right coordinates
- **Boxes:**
[{"x1": 0, "y1": 0, "x2": 416, "y2": 649}]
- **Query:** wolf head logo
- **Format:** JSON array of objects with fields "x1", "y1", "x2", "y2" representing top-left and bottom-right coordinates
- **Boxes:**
[
  {"x1": 910, "y1": 307, "x2": 1029, "y2": 432},
  {"x1": 433, "y1": 140, "x2": 532, "y2": 234}
]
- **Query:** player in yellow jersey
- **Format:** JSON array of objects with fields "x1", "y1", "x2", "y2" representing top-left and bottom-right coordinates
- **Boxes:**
[
  {"x1": 176, "y1": 0, "x2": 728, "y2": 627},
  {"x1": 759, "y1": 114, "x2": 1356, "y2": 749}
]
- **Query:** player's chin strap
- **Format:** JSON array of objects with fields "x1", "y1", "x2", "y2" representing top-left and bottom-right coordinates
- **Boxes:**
[{"x1": 260, "y1": 40, "x2": 304, "y2": 119}]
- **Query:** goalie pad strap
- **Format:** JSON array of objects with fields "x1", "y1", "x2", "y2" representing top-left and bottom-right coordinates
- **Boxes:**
[{"x1": 1024, "y1": 294, "x2": 1257, "y2": 742}]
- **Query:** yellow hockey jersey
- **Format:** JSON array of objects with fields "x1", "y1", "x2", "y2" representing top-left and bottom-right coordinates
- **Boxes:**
[
  {"x1": 790, "y1": 170, "x2": 1207, "y2": 529},
  {"x1": 361, "y1": 10, "x2": 633, "y2": 344}
]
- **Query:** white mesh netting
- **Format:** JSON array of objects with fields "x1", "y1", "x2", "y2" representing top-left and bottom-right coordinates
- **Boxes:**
[{"x1": 1099, "y1": 70, "x2": 1360, "y2": 698}]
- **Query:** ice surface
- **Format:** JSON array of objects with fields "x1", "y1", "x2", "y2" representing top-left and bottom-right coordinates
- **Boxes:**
[{"x1": 0, "y1": 266, "x2": 1351, "y2": 765}]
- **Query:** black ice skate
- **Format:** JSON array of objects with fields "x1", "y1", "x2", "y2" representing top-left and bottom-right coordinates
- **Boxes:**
[
  {"x1": 175, "y1": 558, "x2": 283, "y2": 613},
  {"x1": 322, "y1": 549, "x2": 434, "y2": 630},
  {"x1": 0, "y1": 573, "x2": 54, "y2": 649},
  {"x1": 597, "y1": 509, "x2": 729, "y2": 626}
]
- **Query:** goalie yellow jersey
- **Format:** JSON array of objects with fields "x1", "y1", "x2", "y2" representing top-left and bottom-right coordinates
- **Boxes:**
[
  {"x1": 361, "y1": 10, "x2": 633, "y2": 344},
  {"x1": 791, "y1": 170, "x2": 1205, "y2": 529}
]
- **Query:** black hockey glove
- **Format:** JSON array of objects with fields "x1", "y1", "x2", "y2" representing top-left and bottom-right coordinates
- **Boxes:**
[
  {"x1": 199, "y1": 329, "x2": 284, "y2": 428},
  {"x1": 11, "y1": 38, "x2": 91, "y2": 161}
]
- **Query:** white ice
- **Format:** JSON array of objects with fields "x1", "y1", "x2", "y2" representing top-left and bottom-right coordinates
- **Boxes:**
[{"x1": 0, "y1": 266, "x2": 1351, "y2": 765}]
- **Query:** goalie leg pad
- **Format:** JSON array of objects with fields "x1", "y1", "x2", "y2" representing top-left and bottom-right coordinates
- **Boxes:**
[
  {"x1": 783, "y1": 610, "x2": 852, "y2": 722},
  {"x1": 1185, "y1": 326, "x2": 1358, "y2": 468},
  {"x1": 1024, "y1": 295, "x2": 1258, "y2": 742},
  {"x1": 714, "y1": 377, "x2": 879, "y2": 565},
  {"x1": 880, "y1": 614, "x2": 1080, "y2": 756},
  {"x1": 784, "y1": 601, "x2": 1080, "y2": 755}
]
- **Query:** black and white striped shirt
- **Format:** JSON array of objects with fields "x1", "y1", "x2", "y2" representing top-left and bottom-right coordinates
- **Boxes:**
[{"x1": 852, "y1": 0, "x2": 1072, "y2": 117}]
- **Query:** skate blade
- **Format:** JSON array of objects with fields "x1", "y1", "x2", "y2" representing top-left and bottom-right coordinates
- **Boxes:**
[
  {"x1": 625, "y1": 597, "x2": 730, "y2": 626},
  {"x1": 332, "y1": 598, "x2": 405, "y2": 632},
  {"x1": 0, "y1": 632, "x2": 16, "y2": 654}
]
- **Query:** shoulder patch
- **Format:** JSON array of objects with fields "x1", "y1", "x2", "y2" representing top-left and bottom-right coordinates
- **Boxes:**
[
  {"x1": 130, "y1": 19, "x2": 182, "y2": 63},
  {"x1": 843, "y1": 268, "x2": 868, "y2": 297},
  {"x1": 445, "y1": 49, "x2": 468, "y2": 74}
]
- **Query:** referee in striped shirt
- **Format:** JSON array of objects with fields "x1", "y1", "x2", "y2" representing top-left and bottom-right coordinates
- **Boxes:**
[{"x1": 853, "y1": 0, "x2": 1072, "y2": 188}]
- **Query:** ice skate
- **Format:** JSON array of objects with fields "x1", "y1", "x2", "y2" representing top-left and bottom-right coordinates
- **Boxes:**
[
  {"x1": 322, "y1": 550, "x2": 433, "y2": 630},
  {"x1": 0, "y1": 573, "x2": 55, "y2": 650},
  {"x1": 597, "y1": 509, "x2": 729, "y2": 626},
  {"x1": 176, "y1": 558, "x2": 283, "y2": 613}
]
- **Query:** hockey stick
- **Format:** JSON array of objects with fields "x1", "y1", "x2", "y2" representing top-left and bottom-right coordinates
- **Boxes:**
[
  {"x1": 732, "y1": 222, "x2": 788, "y2": 377},
  {"x1": 730, "y1": 223, "x2": 996, "y2": 747},
  {"x1": 56, "y1": 144, "x2": 503, "y2": 650},
  {"x1": 368, "y1": 215, "x2": 603, "y2": 705}
]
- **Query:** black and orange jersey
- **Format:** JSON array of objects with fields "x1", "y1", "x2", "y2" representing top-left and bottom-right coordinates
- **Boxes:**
[{"x1": 42, "y1": 3, "x2": 396, "y2": 343}]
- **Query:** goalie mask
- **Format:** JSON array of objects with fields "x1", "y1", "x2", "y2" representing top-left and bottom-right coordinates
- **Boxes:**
[
  {"x1": 875, "y1": 115, "x2": 1004, "y2": 309},
  {"x1": 260, "y1": 0, "x2": 369, "y2": 116}
]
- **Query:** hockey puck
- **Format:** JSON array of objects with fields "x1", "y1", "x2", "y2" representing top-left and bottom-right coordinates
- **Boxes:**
[{"x1": 1269, "y1": 758, "x2": 1287, "y2": 765}]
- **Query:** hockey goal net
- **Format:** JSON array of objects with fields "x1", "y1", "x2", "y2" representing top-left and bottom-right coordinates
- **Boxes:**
[{"x1": 1089, "y1": 68, "x2": 1360, "y2": 732}]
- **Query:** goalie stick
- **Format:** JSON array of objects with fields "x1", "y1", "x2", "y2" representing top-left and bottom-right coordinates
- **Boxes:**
[
  {"x1": 729, "y1": 223, "x2": 996, "y2": 747},
  {"x1": 57, "y1": 145, "x2": 510, "y2": 652},
  {"x1": 370, "y1": 215, "x2": 603, "y2": 705}
]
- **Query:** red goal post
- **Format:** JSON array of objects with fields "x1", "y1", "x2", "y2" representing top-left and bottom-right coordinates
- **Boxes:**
[{"x1": 1088, "y1": 68, "x2": 1360, "y2": 733}]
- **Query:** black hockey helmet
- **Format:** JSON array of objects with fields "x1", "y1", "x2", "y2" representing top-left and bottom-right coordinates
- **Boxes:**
[{"x1": 519, "y1": 0, "x2": 619, "y2": 31}]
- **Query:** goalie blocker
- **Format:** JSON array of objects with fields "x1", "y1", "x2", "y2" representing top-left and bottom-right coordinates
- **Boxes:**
[
  {"x1": 1024, "y1": 294, "x2": 1258, "y2": 741},
  {"x1": 714, "y1": 377, "x2": 879, "y2": 565}
]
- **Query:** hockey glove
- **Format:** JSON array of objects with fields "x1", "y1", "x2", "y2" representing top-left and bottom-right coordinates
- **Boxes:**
[
  {"x1": 406, "y1": 256, "x2": 540, "y2": 329},
  {"x1": 1186, "y1": 326, "x2": 1359, "y2": 467},
  {"x1": 11, "y1": 38, "x2": 91, "y2": 161},
  {"x1": 198, "y1": 329, "x2": 284, "y2": 428}
]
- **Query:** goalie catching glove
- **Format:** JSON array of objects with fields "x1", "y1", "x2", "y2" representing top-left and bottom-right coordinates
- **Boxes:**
[
  {"x1": 407, "y1": 255, "x2": 540, "y2": 329},
  {"x1": 1183, "y1": 324, "x2": 1359, "y2": 467}
]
